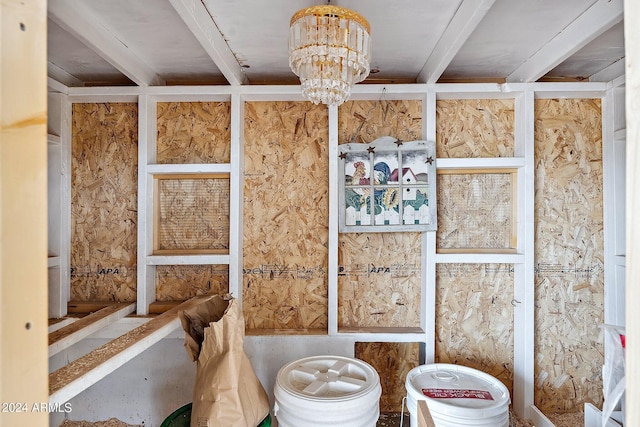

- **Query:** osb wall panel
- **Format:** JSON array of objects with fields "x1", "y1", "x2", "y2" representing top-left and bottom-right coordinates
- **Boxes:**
[
  {"x1": 437, "y1": 172, "x2": 514, "y2": 250},
  {"x1": 70, "y1": 103, "x2": 138, "y2": 302},
  {"x1": 355, "y1": 342, "x2": 420, "y2": 412},
  {"x1": 435, "y1": 264, "x2": 515, "y2": 395},
  {"x1": 534, "y1": 98, "x2": 604, "y2": 413},
  {"x1": 243, "y1": 102, "x2": 329, "y2": 329},
  {"x1": 338, "y1": 100, "x2": 423, "y2": 405},
  {"x1": 156, "y1": 102, "x2": 231, "y2": 164},
  {"x1": 436, "y1": 99, "x2": 514, "y2": 158},
  {"x1": 155, "y1": 265, "x2": 229, "y2": 301},
  {"x1": 338, "y1": 99, "x2": 422, "y2": 143},
  {"x1": 337, "y1": 100, "x2": 423, "y2": 329},
  {"x1": 338, "y1": 233, "x2": 421, "y2": 328}
]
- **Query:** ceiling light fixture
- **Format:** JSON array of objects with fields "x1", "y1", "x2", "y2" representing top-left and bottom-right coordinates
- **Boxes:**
[{"x1": 288, "y1": 5, "x2": 371, "y2": 106}]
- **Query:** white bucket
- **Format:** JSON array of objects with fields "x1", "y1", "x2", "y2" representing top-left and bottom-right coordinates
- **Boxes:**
[
  {"x1": 405, "y1": 364, "x2": 510, "y2": 427},
  {"x1": 273, "y1": 355, "x2": 381, "y2": 427}
]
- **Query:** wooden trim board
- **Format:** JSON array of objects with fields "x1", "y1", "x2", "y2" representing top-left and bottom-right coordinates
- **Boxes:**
[
  {"x1": 49, "y1": 295, "x2": 210, "y2": 404},
  {"x1": 625, "y1": 2, "x2": 640, "y2": 424},
  {"x1": 148, "y1": 300, "x2": 183, "y2": 314},
  {"x1": 49, "y1": 303, "x2": 136, "y2": 357},
  {"x1": 529, "y1": 405, "x2": 555, "y2": 427},
  {"x1": 152, "y1": 172, "x2": 231, "y2": 255},
  {"x1": 436, "y1": 167, "x2": 519, "y2": 252},
  {"x1": 417, "y1": 400, "x2": 436, "y2": 427},
  {"x1": 245, "y1": 328, "x2": 328, "y2": 336},
  {"x1": 67, "y1": 301, "x2": 114, "y2": 314},
  {"x1": 1, "y1": 1, "x2": 49, "y2": 424},
  {"x1": 49, "y1": 317, "x2": 75, "y2": 329}
]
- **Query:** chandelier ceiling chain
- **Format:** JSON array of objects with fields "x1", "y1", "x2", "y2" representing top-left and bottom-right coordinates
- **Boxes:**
[{"x1": 288, "y1": 5, "x2": 372, "y2": 106}]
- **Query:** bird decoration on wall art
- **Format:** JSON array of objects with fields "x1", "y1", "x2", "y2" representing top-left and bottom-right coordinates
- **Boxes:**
[
  {"x1": 347, "y1": 161, "x2": 401, "y2": 214},
  {"x1": 339, "y1": 136, "x2": 436, "y2": 231}
]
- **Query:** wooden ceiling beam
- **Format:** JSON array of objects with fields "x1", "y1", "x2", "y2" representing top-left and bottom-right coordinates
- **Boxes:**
[
  {"x1": 47, "y1": 62, "x2": 83, "y2": 88},
  {"x1": 48, "y1": 0, "x2": 165, "y2": 87},
  {"x1": 168, "y1": 0, "x2": 248, "y2": 86},
  {"x1": 590, "y1": 57, "x2": 626, "y2": 82},
  {"x1": 507, "y1": 0, "x2": 623, "y2": 83},
  {"x1": 416, "y1": 0, "x2": 496, "y2": 84}
]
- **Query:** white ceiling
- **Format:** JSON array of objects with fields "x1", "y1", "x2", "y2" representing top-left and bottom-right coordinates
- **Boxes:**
[{"x1": 46, "y1": 0, "x2": 625, "y2": 88}]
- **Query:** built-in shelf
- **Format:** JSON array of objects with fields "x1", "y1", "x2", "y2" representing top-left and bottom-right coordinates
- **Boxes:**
[
  {"x1": 146, "y1": 254, "x2": 230, "y2": 265},
  {"x1": 146, "y1": 163, "x2": 231, "y2": 175},
  {"x1": 337, "y1": 328, "x2": 427, "y2": 343},
  {"x1": 436, "y1": 157, "x2": 525, "y2": 170},
  {"x1": 435, "y1": 252, "x2": 525, "y2": 264}
]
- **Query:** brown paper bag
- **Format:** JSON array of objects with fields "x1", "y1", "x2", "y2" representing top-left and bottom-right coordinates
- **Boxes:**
[{"x1": 179, "y1": 295, "x2": 270, "y2": 427}]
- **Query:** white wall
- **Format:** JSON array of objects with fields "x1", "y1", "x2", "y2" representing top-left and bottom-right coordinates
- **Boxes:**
[{"x1": 624, "y1": 0, "x2": 640, "y2": 424}]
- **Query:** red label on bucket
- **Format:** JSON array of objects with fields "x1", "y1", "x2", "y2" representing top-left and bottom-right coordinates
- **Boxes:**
[{"x1": 422, "y1": 388, "x2": 494, "y2": 400}]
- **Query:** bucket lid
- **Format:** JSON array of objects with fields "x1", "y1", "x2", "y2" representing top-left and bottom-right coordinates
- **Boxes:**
[
  {"x1": 276, "y1": 355, "x2": 380, "y2": 402},
  {"x1": 406, "y1": 364, "x2": 510, "y2": 417}
]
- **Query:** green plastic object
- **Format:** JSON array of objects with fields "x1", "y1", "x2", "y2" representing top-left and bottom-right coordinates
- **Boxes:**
[{"x1": 161, "y1": 403, "x2": 271, "y2": 427}]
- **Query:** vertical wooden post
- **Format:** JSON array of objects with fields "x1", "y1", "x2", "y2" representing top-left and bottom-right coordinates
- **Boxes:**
[
  {"x1": 624, "y1": 0, "x2": 639, "y2": 424},
  {"x1": 328, "y1": 104, "x2": 339, "y2": 335},
  {"x1": 423, "y1": 91, "x2": 437, "y2": 364},
  {"x1": 137, "y1": 95, "x2": 157, "y2": 314},
  {"x1": 0, "y1": 0, "x2": 49, "y2": 425},
  {"x1": 513, "y1": 91, "x2": 535, "y2": 420},
  {"x1": 229, "y1": 93, "x2": 244, "y2": 302}
]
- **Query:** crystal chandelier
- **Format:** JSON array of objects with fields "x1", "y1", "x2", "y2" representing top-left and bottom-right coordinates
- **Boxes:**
[{"x1": 288, "y1": 5, "x2": 371, "y2": 106}]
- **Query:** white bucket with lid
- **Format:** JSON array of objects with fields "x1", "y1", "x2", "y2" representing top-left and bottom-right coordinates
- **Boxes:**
[
  {"x1": 405, "y1": 364, "x2": 510, "y2": 427},
  {"x1": 273, "y1": 355, "x2": 381, "y2": 427}
]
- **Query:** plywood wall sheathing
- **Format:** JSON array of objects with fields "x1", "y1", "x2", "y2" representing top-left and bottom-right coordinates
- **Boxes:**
[
  {"x1": 71, "y1": 103, "x2": 138, "y2": 302},
  {"x1": 534, "y1": 98, "x2": 604, "y2": 413},
  {"x1": 338, "y1": 233, "x2": 421, "y2": 328},
  {"x1": 243, "y1": 102, "x2": 329, "y2": 330},
  {"x1": 155, "y1": 265, "x2": 229, "y2": 301},
  {"x1": 435, "y1": 263, "x2": 515, "y2": 395},
  {"x1": 436, "y1": 99, "x2": 514, "y2": 158},
  {"x1": 338, "y1": 99, "x2": 422, "y2": 143},
  {"x1": 436, "y1": 171, "x2": 516, "y2": 251},
  {"x1": 337, "y1": 100, "x2": 423, "y2": 413},
  {"x1": 355, "y1": 342, "x2": 420, "y2": 412},
  {"x1": 156, "y1": 102, "x2": 231, "y2": 164}
]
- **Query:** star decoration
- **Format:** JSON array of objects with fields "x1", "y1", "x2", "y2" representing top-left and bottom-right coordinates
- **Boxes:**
[
  {"x1": 367, "y1": 146, "x2": 375, "y2": 154},
  {"x1": 394, "y1": 139, "x2": 403, "y2": 147},
  {"x1": 338, "y1": 152, "x2": 347, "y2": 160},
  {"x1": 426, "y1": 156, "x2": 434, "y2": 165}
]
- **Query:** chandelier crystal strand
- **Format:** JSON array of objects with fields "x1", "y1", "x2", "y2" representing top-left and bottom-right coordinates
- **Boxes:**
[{"x1": 289, "y1": 6, "x2": 371, "y2": 106}]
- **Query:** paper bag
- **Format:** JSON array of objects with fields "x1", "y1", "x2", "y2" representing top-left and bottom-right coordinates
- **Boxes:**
[{"x1": 179, "y1": 295, "x2": 270, "y2": 427}]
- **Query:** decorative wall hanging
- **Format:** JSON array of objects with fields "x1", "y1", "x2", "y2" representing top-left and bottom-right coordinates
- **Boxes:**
[{"x1": 338, "y1": 136, "x2": 437, "y2": 232}]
